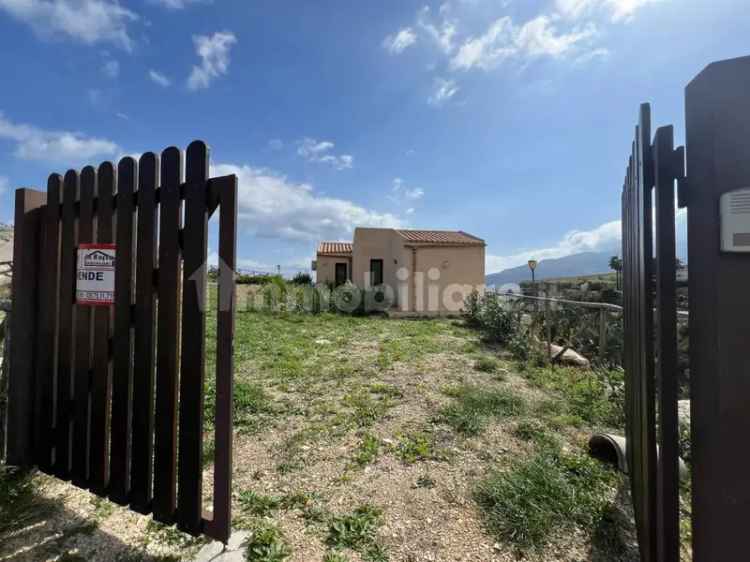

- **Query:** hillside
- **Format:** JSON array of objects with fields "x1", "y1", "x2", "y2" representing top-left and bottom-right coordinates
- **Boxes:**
[{"x1": 486, "y1": 251, "x2": 615, "y2": 287}]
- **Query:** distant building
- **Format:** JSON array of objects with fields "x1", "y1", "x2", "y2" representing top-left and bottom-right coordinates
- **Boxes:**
[{"x1": 314, "y1": 228, "x2": 485, "y2": 313}]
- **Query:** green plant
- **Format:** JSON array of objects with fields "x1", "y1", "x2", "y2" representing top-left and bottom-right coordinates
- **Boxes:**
[
  {"x1": 474, "y1": 356, "x2": 499, "y2": 373},
  {"x1": 415, "y1": 475, "x2": 436, "y2": 489},
  {"x1": 0, "y1": 466, "x2": 39, "y2": 536},
  {"x1": 353, "y1": 433, "x2": 380, "y2": 467},
  {"x1": 244, "y1": 523, "x2": 292, "y2": 562},
  {"x1": 437, "y1": 385, "x2": 525, "y2": 436},
  {"x1": 478, "y1": 294, "x2": 519, "y2": 344},
  {"x1": 205, "y1": 380, "x2": 273, "y2": 431},
  {"x1": 290, "y1": 272, "x2": 313, "y2": 285},
  {"x1": 238, "y1": 490, "x2": 283, "y2": 517},
  {"x1": 462, "y1": 290, "x2": 482, "y2": 327},
  {"x1": 474, "y1": 449, "x2": 617, "y2": 550},
  {"x1": 395, "y1": 431, "x2": 438, "y2": 464},
  {"x1": 326, "y1": 505, "x2": 387, "y2": 561}
]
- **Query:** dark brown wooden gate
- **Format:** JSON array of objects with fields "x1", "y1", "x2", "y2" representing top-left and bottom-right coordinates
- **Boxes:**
[
  {"x1": 5, "y1": 140, "x2": 237, "y2": 543},
  {"x1": 621, "y1": 105, "x2": 684, "y2": 562}
]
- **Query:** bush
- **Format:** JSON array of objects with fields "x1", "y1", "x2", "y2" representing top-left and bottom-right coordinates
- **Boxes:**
[
  {"x1": 290, "y1": 272, "x2": 312, "y2": 285},
  {"x1": 478, "y1": 294, "x2": 519, "y2": 344},
  {"x1": 237, "y1": 273, "x2": 282, "y2": 286},
  {"x1": 474, "y1": 356, "x2": 499, "y2": 373},
  {"x1": 463, "y1": 290, "x2": 482, "y2": 327}
]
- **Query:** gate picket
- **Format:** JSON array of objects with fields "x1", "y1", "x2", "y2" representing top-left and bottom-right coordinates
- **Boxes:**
[
  {"x1": 110, "y1": 157, "x2": 137, "y2": 504},
  {"x1": 35, "y1": 174, "x2": 61, "y2": 471},
  {"x1": 154, "y1": 146, "x2": 183, "y2": 523},
  {"x1": 177, "y1": 141, "x2": 210, "y2": 535},
  {"x1": 90, "y1": 162, "x2": 115, "y2": 493},
  {"x1": 131, "y1": 153, "x2": 159, "y2": 512},
  {"x1": 55, "y1": 170, "x2": 79, "y2": 478},
  {"x1": 72, "y1": 167, "x2": 96, "y2": 486}
]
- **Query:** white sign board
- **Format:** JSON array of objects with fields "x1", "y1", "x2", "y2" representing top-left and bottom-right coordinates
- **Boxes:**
[{"x1": 76, "y1": 244, "x2": 116, "y2": 305}]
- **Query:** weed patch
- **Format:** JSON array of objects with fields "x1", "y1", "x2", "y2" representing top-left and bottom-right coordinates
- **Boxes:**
[
  {"x1": 474, "y1": 449, "x2": 617, "y2": 550},
  {"x1": 394, "y1": 431, "x2": 443, "y2": 464},
  {"x1": 437, "y1": 385, "x2": 525, "y2": 436},
  {"x1": 327, "y1": 504, "x2": 388, "y2": 561},
  {"x1": 244, "y1": 522, "x2": 292, "y2": 562},
  {"x1": 352, "y1": 433, "x2": 380, "y2": 467},
  {"x1": 474, "y1": 356, "x2": 499, "y2": 373}
]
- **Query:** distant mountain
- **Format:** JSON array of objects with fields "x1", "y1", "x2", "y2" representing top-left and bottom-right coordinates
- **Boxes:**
[{"x1": 486, "y1": 251, "x2": 615, "y2": 287}]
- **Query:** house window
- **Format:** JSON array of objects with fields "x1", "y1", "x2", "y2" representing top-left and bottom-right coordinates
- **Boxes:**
[
  {"x1": 335, "y1": 263, "x2": 348, "y2": 286},
  {"x1": 370, "y1": 259, "x2": 384, "y2": 286}
]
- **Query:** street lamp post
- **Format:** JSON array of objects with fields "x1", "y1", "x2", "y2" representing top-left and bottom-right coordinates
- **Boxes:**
[{"x1": 527, "y1": 259, "x2": 538, "y2": 295}]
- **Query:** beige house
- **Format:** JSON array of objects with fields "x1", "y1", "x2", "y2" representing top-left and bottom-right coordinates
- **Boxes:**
[{"x1": 314, "y1": 228, "x2": 485, "y2": 313}]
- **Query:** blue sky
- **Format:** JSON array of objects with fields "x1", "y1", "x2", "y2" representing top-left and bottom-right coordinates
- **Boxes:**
[{"x1": 0, "y1": 0, "x2": 746, "y2": 275}]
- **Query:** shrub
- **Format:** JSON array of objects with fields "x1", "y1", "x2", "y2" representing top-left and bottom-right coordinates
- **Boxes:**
[
  {"x1": 474, "y1": 449, "x2": 616, "y2": 550},
  {"x1": 474, "y1": 356, "x2": 499, "y2": 373},
  {"x1": 290, "y1": 272, "x2": 313, "y2": 285},
  {"x1": 478, "y1": 294, "x2": 519, "y2": 344},
  {"x1": 463, "y1": 290, "x2": 482, "y2": 327}
]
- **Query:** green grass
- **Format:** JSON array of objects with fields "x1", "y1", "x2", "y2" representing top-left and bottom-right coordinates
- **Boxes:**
[
  {"x1": 326, "y1": 505, "x2": 388, "y2": 562},
  {"x1": 238, "y1": 490, "x2": 311, "y2": 517},
  {"x1": 520, "y1": 365, "x2": 625, "y2": 428},
  {"x1": 474, "y1": 449, "x2": 617, "y2": 551},
  {"x1": 323, "y1": 552, "x2": 351, "y2": 562},
  {"x1": 437, "y1": 384, "x2": 526, "y2": 436},
  {"x1": 474, "y1": 356, "x2": 499, "y2": 373}
]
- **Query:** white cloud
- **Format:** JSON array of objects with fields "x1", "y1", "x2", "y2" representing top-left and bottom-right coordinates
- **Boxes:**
[
  {"x1": 451, "y1": 15, "x2": 597, "y2": 70},
  {"x1": 148, "y1": 69, "x2": 171, "y2": 87},
  {"x1": 427, "y1": 77, "x2": 459, "y2": 106},
  {"x1": 383, "y1": 27, "x2": 417, "y2": 54},
  {"x1": 268, "y1": 138, "x2": 283, "y2": 150},
  {"x1": 297, "y1": 138, "x2": 354, "y2": 171},
  {"x1": 0, "y1": 112, "x2": 119, "y2": 163},
  {"x1": 417, "y1": 6, "x2": 457, "y2": 54},
  {"x1": 211, "y1": 163, "x2": 403, "y2": 241},
  {"x1": 556, "y1": 0, "x2": 660, "y2": 23},
  {"x1": 187, "y1": 31, "x2": 237, "y2": 90},
  {"x1": 486, "y1": 219, "x2": 621, "y2": 273},
  {"x1": 151, "y1": 0, "x2": 207, "y2": 9},
  {"x1": 0, "y1": 0, "x2": 138, "y2": 51},
  {"x1": 102, "y1": 59, "x2": 119, "y2": 78},
  {"x1": 390, "y1": 178, "x2": 424, "y2": 201}
]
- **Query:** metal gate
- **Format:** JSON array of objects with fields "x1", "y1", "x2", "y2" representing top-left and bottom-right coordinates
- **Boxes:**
[
  {"x1": 5, "y1": 140, "x2": 237, "y2": 542},
  {"x1": 621, "y1": 105, "x2": 684, "y2": 562}
]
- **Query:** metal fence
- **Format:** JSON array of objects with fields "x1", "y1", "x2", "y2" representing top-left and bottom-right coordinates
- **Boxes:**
[{"x1": 621, "y1": 104, "x2": 683, "y2": 562}]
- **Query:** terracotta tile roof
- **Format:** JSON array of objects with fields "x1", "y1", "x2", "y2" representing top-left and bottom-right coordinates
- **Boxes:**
[
  {"x1": 317, "y1": 241, "x2": 353, "y2": 256},
  {"x1": 395, "y1": 229, "x2": 485, "y2": 246}
]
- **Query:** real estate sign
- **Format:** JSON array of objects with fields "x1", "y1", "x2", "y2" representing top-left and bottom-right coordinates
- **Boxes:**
[{"x1": 76, "y1": 244, "x2": 116, "y2": 305}]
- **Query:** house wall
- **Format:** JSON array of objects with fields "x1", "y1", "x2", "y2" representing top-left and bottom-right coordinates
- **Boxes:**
[
  {"x1": 315, "y1": 255, "x2": 352, "y2": 285},
  {"x1": 410, "y1": 244, "x2": 485, "y2": 313},
  {"x1": 349, "y1": 228, "x2": 485, "y2": 313}
]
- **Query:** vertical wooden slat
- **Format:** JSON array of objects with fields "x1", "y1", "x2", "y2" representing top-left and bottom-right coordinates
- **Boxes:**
[
  {"x1": 6, "y1": 188, "x2": 46, "y2": 467},
  {"x1": 177, "y1": 141, "x2": 209, "y2": 534},
  {"x1": 55, "y1": 170, "x2": 79, "y2": 478},
  {"x1": 204, "y1": 174, "x2": 237, "y2": 543},
  {"x1": 654, "y1": 126, "x2": 679, "y2": 562},
  {"x1": 109, "y1": 157, "x2": 137, "y2": 504},
  {"x1": 71, "y1": 167, "x2": 96, "y2": 487},
  {"x1": 154, "y1": 147, "x2": 183, "y2": 523},
  {"x1": 90, "y1": 162, "x2": 115, "y2": 494},
  {"x1": 34, "y1": 176, "x2": 61, "y2": 471},
  {"x1": 130, "y1": 153, "x2": 159, "y2": 512}
]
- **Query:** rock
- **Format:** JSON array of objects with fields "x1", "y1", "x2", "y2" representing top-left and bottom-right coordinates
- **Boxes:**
[
  {"x1": 549, "y1": 343, "x2": 590, "y2": 368},
  {"x1": 213, "y1": 550, "x2": 246, "y2": 562},
  {"x1": 226, "y1": 530, "x2": 251, "y2": 551},
  {"x1": 194, "y1": 541, "x2": 224, "y2": 562}
]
